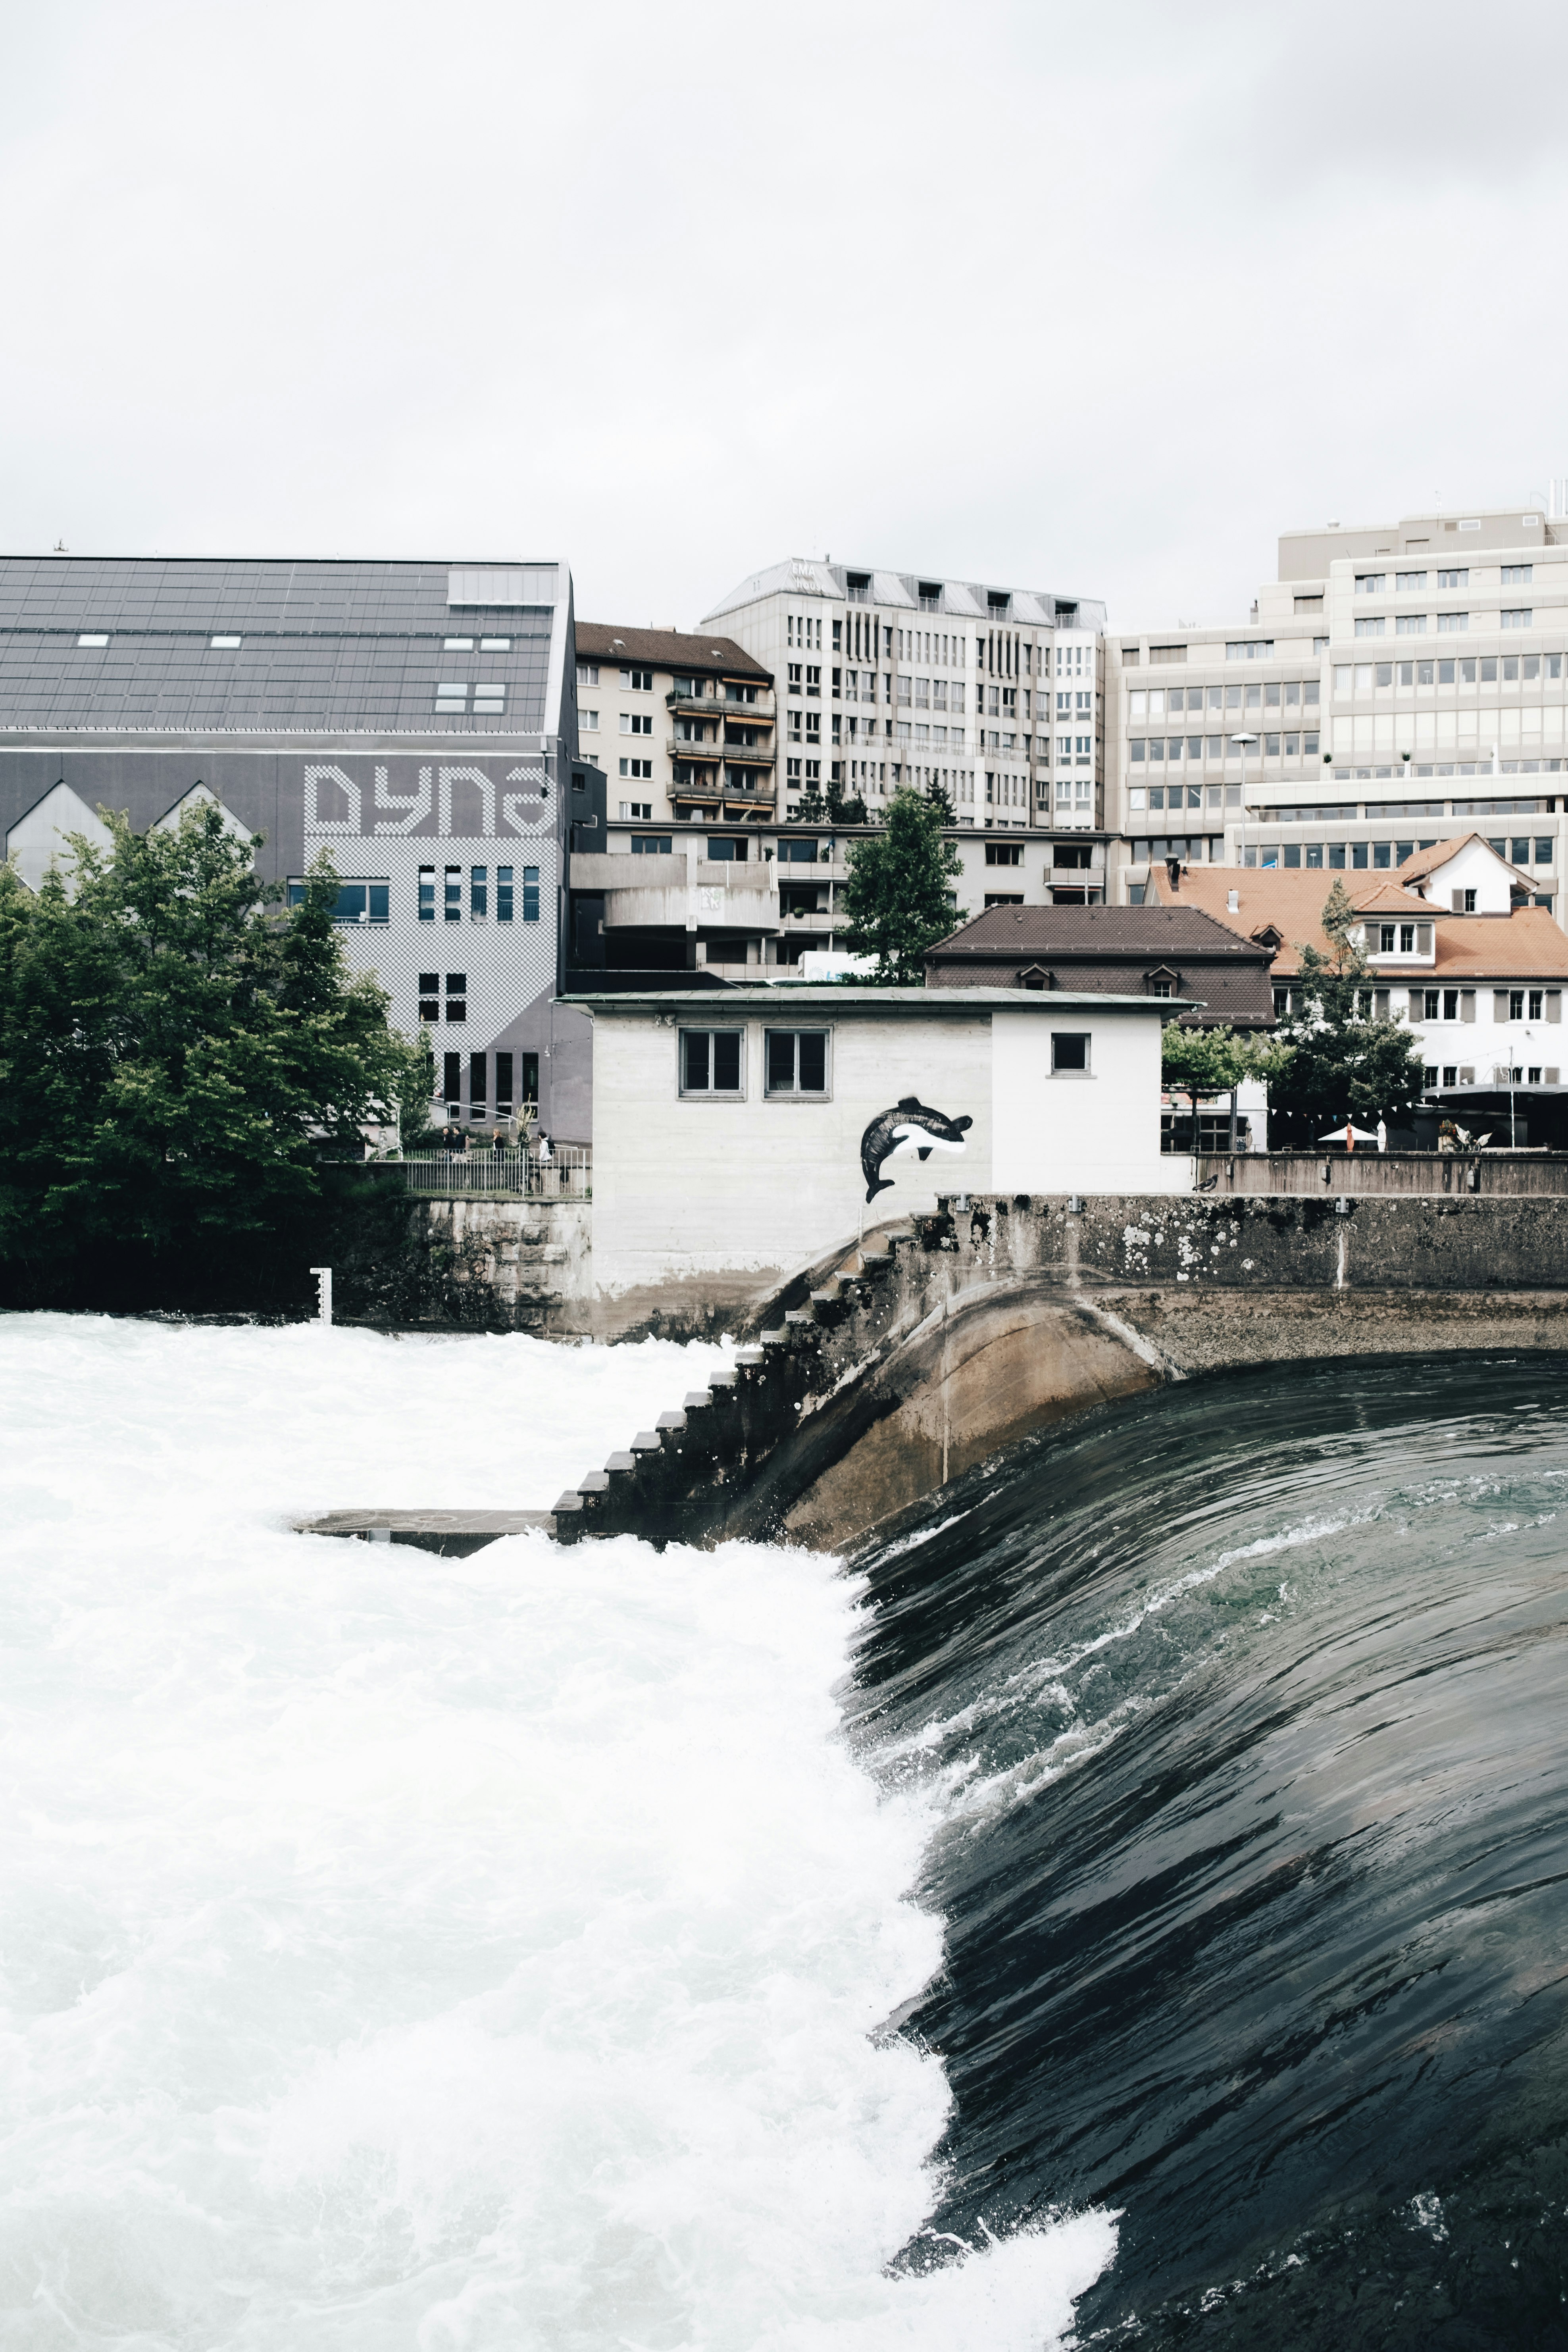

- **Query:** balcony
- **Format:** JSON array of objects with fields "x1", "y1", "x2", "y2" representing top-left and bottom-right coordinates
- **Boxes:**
[
  {"x1": 668, "y1": 733, "x2": 721, "y2": 759},
  {"x1": 670, "y1": 777, "x2": 778, "y2": 810},
  {"x1": 719, "y1": 737, "x2": 774, "y2": 764},
  {"x1": 570, "y1": 851, "x2": 779, "y2": 933}
]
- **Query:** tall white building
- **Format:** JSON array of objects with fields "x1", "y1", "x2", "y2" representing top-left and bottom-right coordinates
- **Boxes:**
[
  {"x1": 701, "y1": 558, "x2": 1107, "y2": 833},
  {"x1": 1105, "y1": 503, "x2": 1568, "y2": 920}
]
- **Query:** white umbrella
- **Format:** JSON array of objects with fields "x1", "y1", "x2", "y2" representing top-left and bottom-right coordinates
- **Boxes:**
[{"x1": 1318, "y1": 1123, "x2": 1379, "y2": 1143}]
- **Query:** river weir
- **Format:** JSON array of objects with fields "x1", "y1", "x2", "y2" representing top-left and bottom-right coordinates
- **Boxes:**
[
  {"x1": 6, "y1": 1317, "x2": 1568, "y2": 2344},
  {"x1": 852, "y1": 1355, "x2": 1568, "y2": 2345}
]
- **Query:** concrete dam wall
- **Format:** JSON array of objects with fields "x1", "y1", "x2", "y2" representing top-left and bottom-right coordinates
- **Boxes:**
[{"x1": 540, "y1": 1191, "x2": 1568, "y2": 1553}]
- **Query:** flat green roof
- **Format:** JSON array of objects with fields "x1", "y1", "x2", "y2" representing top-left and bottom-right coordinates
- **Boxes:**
[{"x1": 561, "y1": 987, "x2": 1202, "y2": 1012}]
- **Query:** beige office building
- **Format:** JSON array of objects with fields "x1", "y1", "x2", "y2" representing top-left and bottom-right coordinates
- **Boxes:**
[{"x1": 1106, "y1": 503, "x2": 1568, "y2": 920}]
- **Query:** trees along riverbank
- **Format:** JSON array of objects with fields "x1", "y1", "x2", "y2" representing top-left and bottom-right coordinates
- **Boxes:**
[{"x1": 0, "y1": 807, "x2": 430, "y2": 1313}]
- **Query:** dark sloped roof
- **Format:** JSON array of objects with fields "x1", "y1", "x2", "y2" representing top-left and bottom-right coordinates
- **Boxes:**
[
  {"x1": 575, "y1": 623, "x2": 770, "y2": 681},
  {"x1": 926, "y1": 901, "x2": 1276, "y2": 1027},
  {"x1": 931, "y1": 902, "x2": 1272, "y2": 959}
]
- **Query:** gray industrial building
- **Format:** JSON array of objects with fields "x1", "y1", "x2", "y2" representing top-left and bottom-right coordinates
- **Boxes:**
[{"x1": 0, "y1": 555, "x2": 600, "y2": 1138}]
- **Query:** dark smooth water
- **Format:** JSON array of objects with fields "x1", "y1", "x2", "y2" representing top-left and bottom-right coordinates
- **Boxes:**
[{"x1": 850, "y1": 1358, "x2": 1568, "y2": 2347}]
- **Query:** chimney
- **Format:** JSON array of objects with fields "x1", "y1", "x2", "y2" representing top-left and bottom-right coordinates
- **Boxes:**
[
  {"x1": 1166, "y1": 857, "x2": 1181, "y2": 892},
  {"x1": 1227, "y1": 889, "x2": 1240, "y2": 913}
]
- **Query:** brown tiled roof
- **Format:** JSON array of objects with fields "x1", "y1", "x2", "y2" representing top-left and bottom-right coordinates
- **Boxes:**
[
  {"x1": 926, "y1": 901, "x2": 1276, "y2": 1026},
  {"x1": 576, "y1": 622, "x2": 770, "y2": 682},
  {"x1": 1149, "y1": 866, "x2": 1568, "y2": 981},
  {"x1": 1431, "y1": 910, "x2": 1568, "y2": 978}
]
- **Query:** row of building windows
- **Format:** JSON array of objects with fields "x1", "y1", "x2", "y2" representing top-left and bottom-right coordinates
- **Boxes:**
[
  {"x1": 1127, "y1": 835, "x2": 1226, "y2": 864},
  {"x1": 1335, "y1": 654, "x2": 1565, "y2": 692},
  {"x1": 1424, "y1": 1064, "x2": 1559, "y2": 1086},
  {"x1": 1354, "y1": 612, "x2": 1534, "y2": 638},
  {"x1": 682, "y1": 1026, "x2": 829, "y2": 1097},
  {"x1": 1130, "y1": 784, "x2": 1245, "y2": 812},
  {"x1": 1128, "y1": 682, "x2": 1320, "y2": 718},
  {"x1": 410, "y1": 864, "x2": 539, "y2": 922},
  {"x1": 678, "y1": 1023, "x2": 1087, "y2": 1097},
  {"x1": 1240, "y1": 836, "x2": 1555, "y2": 874},
  {"x1": 1355, "y1": 567, "x2": 1532, "y2": 592},
  {"x1": 1129, "y1": 735, "x2": 1321, "y2": 762},
  {"x1": 1129, "y1": 638, "x2": 1332, "y2": 665},
  {"x1": 439, "y1": 1048, "x2": 539, "y2": 1116},
  {"x1": 74, "y1": 631, "x2": 522, "y2": 654}
]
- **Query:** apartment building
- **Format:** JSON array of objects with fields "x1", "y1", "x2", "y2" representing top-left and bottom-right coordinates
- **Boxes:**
[
  {"x1": 1106, "y1": 504, "x2": 1568, "y2": 923},
  {"x1": 575, "y1": 624, "x2": 775, "y2": 829},
  {"x1": 701, "y1": 557, "x2": 1107, "y2": 833}
]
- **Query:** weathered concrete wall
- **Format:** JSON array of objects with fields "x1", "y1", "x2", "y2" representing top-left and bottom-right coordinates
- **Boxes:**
[
  {"x1": 378, "y1": 1186, "x2": 1568, "y2": 1343},
  {"x1": 1197, "y1": 1151, "x2": 1568, "y2": 1197},
  {"x1": 1066, "y1": 1191, "x2": 1568, "y2": 1294},
  {"x1": 421, "y1": 1199, "x2": 593, "y2": 1334},
  {"x1": 547, "y1": 1191, "x2": 1568, "y2": 1555}
]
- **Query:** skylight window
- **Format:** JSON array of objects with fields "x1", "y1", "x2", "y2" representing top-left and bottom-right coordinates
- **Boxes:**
[
  {"x1": 435, "y1": 683, "x2": 469, "y2": 710},
  {"x1": 473, "y1": 684, "x2": 506, "y2": 712},
  {"x1": 479, "y1": 637, "x2": 512, "y2": 652},
  {"x1": 210, "y1": 635, "x2": 241, "y2": 649},
  {"x1": 77, "y1": 633, "x2": 108, "y2": 647},
  {"x1": 444, "y1": 637, "x2": 474, "y2": 651}
]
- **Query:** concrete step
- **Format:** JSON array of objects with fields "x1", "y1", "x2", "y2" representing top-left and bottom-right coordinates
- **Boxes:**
[{"x1": 295, "y1": 1507, "x2": 556, "y2": 1558}]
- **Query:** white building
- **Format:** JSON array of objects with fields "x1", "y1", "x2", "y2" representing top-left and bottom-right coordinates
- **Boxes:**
[
  {"x1": 1106, "y1": 502, "x2": 1568, "y2": 921},
  {"x1": 574, "y1": 985, "x2": 1185, "y2": 1301},
  {"x1": 701, "y1": 558, "x2": 1106, "y2": 833}
]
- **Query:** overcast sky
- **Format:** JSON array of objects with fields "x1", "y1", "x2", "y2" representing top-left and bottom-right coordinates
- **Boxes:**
[{"x1": 2, "y1": 0, "x2": 1565, "y2": 635}]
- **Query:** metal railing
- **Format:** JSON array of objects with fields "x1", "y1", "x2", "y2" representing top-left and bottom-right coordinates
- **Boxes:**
[{"x1": 403, "y1": 1148, "x2": 592, "y2": 1199}]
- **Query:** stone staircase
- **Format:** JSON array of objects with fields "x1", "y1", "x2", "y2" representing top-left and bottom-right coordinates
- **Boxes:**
[{"x1": 549, "y1": 1228, "x2": 922, "y2": 1545}]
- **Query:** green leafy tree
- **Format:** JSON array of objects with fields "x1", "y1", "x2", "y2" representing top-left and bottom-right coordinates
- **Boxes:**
[
  {"x1": 1265, "y1": 878, "x2": 1426, "y2": 1146},
  {"x1": 0, "y1": 805, "x2": 427, "y2": 1306},
  {"x1": 1160, "y1": 1021, "x2": 1289, "y2": 1111},
  {"x1": 837, "y1": 787, "x2": 963, "y2": 984},
  {"x1": 825, "y1": 777, "x2": 868, "y2": 827}
]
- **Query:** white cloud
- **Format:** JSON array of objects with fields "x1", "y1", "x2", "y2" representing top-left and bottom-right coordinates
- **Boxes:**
[{"x1": 0, "y1": 0, "x2": 1564, "y2": 634}]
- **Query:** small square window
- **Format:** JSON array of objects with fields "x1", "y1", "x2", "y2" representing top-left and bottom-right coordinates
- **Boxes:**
[
  {"x1": 1051, "y1": 1032, "x2": 1091, "y2": 1073},
  {"x1": 765, "y1": 1029, "x2": 830, "y2": 1096},
  {"x1": 681, "y1": 1028, "x2": 744, "y2": 1095}
]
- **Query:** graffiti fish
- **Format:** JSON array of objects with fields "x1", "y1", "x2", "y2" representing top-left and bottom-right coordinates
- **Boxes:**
[{"x1": 860, "y1": 1097, "x2": 973, "y2": 1203}]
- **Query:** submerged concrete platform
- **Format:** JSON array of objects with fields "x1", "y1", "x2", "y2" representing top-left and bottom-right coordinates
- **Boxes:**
[{"x1": 296, "y1": 1509, "x2": 555, "y2": 1557}]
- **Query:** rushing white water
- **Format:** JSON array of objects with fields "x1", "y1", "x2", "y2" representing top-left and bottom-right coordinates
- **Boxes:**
[{"x1": 0, "y1": 1316, "x2": 1113, "y2": 2351}]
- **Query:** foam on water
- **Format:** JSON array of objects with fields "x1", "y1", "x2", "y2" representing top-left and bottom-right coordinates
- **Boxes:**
[{"x1": 0, "y1": 1316, "x2": 1113, "y2": 2350}]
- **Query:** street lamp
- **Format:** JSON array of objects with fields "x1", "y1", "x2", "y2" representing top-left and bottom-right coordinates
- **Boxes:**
[
  {"x1": 1227, "y1": 732, "x2": 1260, "y2": 1157},
  {"x1": 1231, "y1": 733, "x2": 1257, "y2": 864}
]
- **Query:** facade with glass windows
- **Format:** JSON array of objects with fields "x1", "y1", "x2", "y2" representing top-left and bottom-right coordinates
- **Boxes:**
[
  {"x1": 1106, "y1": 505, "x2": 1568, "y2": 924},
  {"x1": 701, "y1": 558, "x2": 1107, "y2": 833},
  {"x1": 0, "y1": 554, "x2": 597, "y2": 1136}
]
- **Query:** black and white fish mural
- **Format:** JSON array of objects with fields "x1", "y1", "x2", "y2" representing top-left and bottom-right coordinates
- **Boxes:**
[{"x1": 859, "y1": 1097, "x2": 973, "y2": 1202}]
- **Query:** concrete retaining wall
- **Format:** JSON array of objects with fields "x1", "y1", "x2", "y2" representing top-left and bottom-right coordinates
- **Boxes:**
[
  {"x1": 1197, "y1": 1151, "x2": 1568, "y2": 1197},
  {"x1": 544, "y1": 1191, "x2": 1568, "y2": 1553}
]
